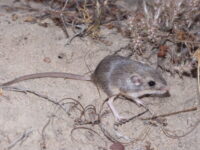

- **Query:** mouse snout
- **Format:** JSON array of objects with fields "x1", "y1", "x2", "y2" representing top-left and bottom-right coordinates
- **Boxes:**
[
  {"x1": 159, "y1": 85, "x2": 170, "y2": 96},
  {"x1": 161, "y1": 86, "x2": 170, "y2": 91}
]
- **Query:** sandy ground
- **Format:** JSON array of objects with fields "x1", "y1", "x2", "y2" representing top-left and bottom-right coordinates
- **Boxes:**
[{"x1": 0, "y1": 1, "x2": 200, "y2": 150}]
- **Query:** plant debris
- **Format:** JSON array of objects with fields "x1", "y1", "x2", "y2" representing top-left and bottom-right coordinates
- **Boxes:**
[{"x1": 2, "y1": 0, "x2": 199, "y2": 77}]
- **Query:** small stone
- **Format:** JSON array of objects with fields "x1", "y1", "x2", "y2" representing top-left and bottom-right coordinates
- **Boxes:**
[
  {"x1": 58, "y1": 53, "x2": 66, "y2": 59},
  {"x1": 110, "y1": 142, "x2": 125, "y2": 150},
  {"x1": 43, "y1": 57, "x2": 51, "y2": 63}
]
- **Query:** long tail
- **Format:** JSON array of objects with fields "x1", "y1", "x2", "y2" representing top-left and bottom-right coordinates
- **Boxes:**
[{"x1": 1, "y1": 72, "x2": 91, "y2": 86}]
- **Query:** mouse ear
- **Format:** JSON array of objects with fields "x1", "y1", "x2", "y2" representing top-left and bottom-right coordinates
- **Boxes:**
[{"x1": 130, "y1": 74, "x2": 143, "y2": 86}]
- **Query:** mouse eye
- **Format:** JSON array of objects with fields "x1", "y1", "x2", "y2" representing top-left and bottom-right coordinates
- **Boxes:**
[{"x1": 148, "y1": 80, "x2": 156, "y2": 87}]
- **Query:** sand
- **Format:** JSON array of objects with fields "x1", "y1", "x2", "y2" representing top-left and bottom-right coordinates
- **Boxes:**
[{"x1": 0, "y1": 0, "x2": 199, "y2": 150}]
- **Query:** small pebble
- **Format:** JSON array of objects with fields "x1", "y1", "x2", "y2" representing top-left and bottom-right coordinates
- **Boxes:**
[
  {"x1": 58, "y1": 53, "x2": 66, "y2": 59},
  {"x1": 110, "y1": 142, "x2": 125, "y2": 150},
  {"x1": 43, "y1": 57, "x2": 51, "y2": 63}
]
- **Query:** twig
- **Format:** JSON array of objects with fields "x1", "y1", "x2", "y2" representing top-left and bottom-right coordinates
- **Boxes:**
[
  {"x1": 60, "y1": 13, "x2": 69, "y2": 38},
  {"x1": 70, "y1": 126, "x2": 106, "y2": 145},
  {"x1": 193, "y1": 49, "x2": 200, "y2": 105},
  {"x1": 65, "y1": 24, "x2": 87, "y2": 45},
  {"x1": 61, "y1": 0, "x2": 69, "y2": 11},
  {"x1": 99, "y1": 123, "x2": 151, "y2": 145},
  {"x1": 6, "y1": 129, "x2": 33, "y2": 150},
  {"x1": 1, "y1": 86, "x2": 67, "y2": 113},
  {"x1": 175, "y1": 40, "x2": 200, "y2": 44},
  {"x1": 161, "y1": 118, "x2": 200, "y2": 138},
  {"x1": 98, "y1": 124, "x2": 118, "y2": 143},
  {"x1": 115, "y1": 109, "x2": 149, "y2": 126},
  {"x1": 40, "y1": 117, "x2": 52, "y2": 149},
  {"x1": 60, "y1": 0, "x2": 70, "y2": 38},
  {"x1": 141, "y1": 107, "x2": 197, "y2": 120},
  {"x1": 58, "y1": 97, "x2": 85, "y2": 113}
]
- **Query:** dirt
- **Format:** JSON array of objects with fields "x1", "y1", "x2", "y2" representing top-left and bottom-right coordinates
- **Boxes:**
[{"x1": 0, "y1": 1, "x2": 199, "y2": 150}]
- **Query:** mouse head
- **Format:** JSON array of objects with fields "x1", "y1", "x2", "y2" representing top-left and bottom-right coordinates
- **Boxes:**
[{"x1": 128, "y1": 67, "x2": 169, "y2": 97}]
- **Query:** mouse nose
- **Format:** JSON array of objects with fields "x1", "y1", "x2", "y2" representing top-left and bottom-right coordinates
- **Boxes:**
[
  {"x1": 160, "y1": 86, "x2": 170, "y2": 96},
  {"x1": 163, "y1": 86, "x2": 170, "y2": 92}
]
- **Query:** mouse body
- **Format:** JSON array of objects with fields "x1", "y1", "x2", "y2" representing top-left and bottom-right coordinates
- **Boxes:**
[
  {"x1": 1, "y1": 55, "x2": 169, "y2": 123},
  {"x1": 93, "y1": 55, "x2": 168, "y2": 122}
]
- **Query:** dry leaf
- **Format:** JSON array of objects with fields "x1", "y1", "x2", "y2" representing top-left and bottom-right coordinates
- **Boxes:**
[
  {"x1": 24, "y1": 16, "x2": 37, "y2": 23},
  {"x1": 0, "y1": 88, "x2": 3, "y2": 96},
  {"x1": 157, "y1": 45, "x2": 168, "y2": 57},
  {"x1": 12, "y1": 14, "x2": 18, "y2": 21}
]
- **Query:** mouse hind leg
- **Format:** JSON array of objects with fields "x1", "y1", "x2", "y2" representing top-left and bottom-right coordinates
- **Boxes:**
[{"x1": 107, "y1": 96, "x2": 129, "y2": 123}]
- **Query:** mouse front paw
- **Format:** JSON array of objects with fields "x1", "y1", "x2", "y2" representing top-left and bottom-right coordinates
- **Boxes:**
[
  {"x1": 134, "y1": 99, "x2": 145, "y2": 107},
  {"x1": 114, "y1": 116, "x2": 129, "y2": 125}
]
